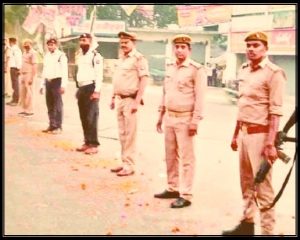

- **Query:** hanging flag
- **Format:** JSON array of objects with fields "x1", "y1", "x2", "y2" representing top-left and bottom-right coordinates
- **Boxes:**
[
  {"x1": 136, "y1": 5, "x2": 154, "y2": 20},
  {"x1": 22, "y1": 5, "x2": 43, "y2": 35},
  {"x1": 58, "y1": 5, "x2": 87, "y2": 27},
  {"x1": 121, "y1": 5, "x2": 137, "y2": 16},
  {"x1": 176, "y1": 5, "x2": 199, "y2": 27}
]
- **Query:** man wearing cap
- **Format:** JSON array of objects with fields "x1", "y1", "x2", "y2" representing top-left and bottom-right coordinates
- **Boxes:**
[
  {"x1": 6, "y1": 37, "x2": 22, "y2": 106},
  {"x1": 18, "y1": 39, "x2": 37, "y2": 117},
  {"x1": 222, "y1": 31, "x2": 286, "y2": 235},
  {"x1": 110, "y1": 31, "x2": 149, "y2": 176},
  {"x1": 75, "y1": 33, "x2": 103, "y2": 155},
  {"x1": 40, "y1": 38, "x2": 68, "y2": 133},
  {"x1": 154, "y1": 34, "x2": 206, "y2": 208}
]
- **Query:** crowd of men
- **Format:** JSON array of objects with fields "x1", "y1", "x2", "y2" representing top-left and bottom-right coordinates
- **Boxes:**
[{"x1": 4, "y1": 30, "x2": 289, "y2": 235}]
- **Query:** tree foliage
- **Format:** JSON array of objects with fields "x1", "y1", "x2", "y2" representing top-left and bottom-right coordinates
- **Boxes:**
[{"x1": 4, "y1": 4, "x2": 29, "y2": 36}]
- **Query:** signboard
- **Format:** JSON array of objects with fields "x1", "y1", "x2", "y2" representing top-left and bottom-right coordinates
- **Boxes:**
[
  {"x1": 72, "y1": 20, "x2": 125, "y2": 35},
  {"x1": 230, "y1": 29, "x2": 295, "y2": 54}
]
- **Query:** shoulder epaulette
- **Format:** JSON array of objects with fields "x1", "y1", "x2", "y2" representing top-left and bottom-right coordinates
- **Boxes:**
[
  {"x1": 241, "y1": 62, "x2": 249, "y2": 69},
  {"x1": 266, "y1": 61, "x2": 281, "y2": 72},
  {"x1": 190, "y1": 59, "x2": 201, "y2": 69}
]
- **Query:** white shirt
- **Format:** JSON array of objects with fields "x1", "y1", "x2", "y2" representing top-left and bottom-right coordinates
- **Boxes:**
[
  {"x1": 9, "y1": 44, "x2": 22, "y2": 69},
  {"x1": 41, "y1": 49, "x2": 68, "y2": 88},
  {"x1": 76, "y1": 48, "x2": 103, "y2": 92}
]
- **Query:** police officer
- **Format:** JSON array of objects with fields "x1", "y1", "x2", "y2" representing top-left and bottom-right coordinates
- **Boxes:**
[
  {"x1": 222, "y1": 31, "x2": 286, "y2": 235},
  {"x1": 18, "y1": 39, "x2": 37, "y2": 117},
  {"x1": 6, "y1": 37, "x2": 22, "y2": 106},
  {"x1": 110, "y1": 31, "x2": 149, "y2": 177},
  {"x1": 75, "y1": 33, "x2": 103, "y2": 155},
  {"x1": 154, "y1": 34, "x2": 206, "y2": 208},
  {"x1": 40, "y1": 38, "x2": 68, "y2": 133}
]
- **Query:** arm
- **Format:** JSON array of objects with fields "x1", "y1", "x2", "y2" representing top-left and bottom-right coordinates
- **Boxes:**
[
  {"x1": 93, "y1": 53, "x2": 103, "y2": 94},
  {"x1": 156, "y1": 85, "x2": 166, "y2": 133},
  {"x1": 60, "y1": 53, "x2": 69, "y2": 91},
  {"x1": 263, "y1": 69, "x2": 286, "y2": 163},
  {"x1": 231, "y1": 121, "x2": 241, "y2": 151},
  {"x1": 131, "y1": 56, "x2": 149, "y2": 113},
  {"x1": 189, "y1": 67, "x2": 207, "y2": 136},
  {"x1": 16, "y1": 47, "x2": 23, "y2": 70}
]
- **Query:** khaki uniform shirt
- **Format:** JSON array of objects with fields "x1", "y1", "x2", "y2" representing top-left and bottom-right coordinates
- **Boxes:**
[
  {"x1": 112, "y1": 48, "x2": 149, "y2": 96},
  {"x1": 21, "y1": 49, "x2": 37, "y2": 73},
  {"x1": 161, "y1": 58, "x2": 206, "y2": 125},
  {"x1": 237, "y1": 57, "x2": 286, "y2": 126}
]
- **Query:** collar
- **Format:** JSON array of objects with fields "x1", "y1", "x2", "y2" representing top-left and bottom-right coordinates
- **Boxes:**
[
  {"x1": 176, "y1": 58, "x2": 191, "y2": 67},
  {"x1": 248, "y1": 56, "x2": 269, "y2": 70},
  {"x1": 123, "y1": 48, "x2": 137, "y2": 58}
]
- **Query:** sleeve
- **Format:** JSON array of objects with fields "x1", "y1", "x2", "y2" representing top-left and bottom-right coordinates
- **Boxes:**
[
  {"x1": 191, "y1": 67, "x2": 207, "y2": 125},
  {"x1": 40, "y1": 54, "x2": 47, "y2": 88},
  {"x1": 137, "y1": 56, "x2": 150, "y2": 79},
  {"x1": 60, "y1": 53, "x2": 69, "y2": 89},
  {"x1": 93, "y1": 53, "x2": 103, "y2": 92},
  {"x1": 16, "y1": 48, "x2": 23, "y2": 69},
  {"x1": 268, "y1": 70, "x2": 286, "y2": 116}
]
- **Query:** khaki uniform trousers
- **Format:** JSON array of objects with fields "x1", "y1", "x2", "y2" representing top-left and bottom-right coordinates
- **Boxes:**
[
  {"x1": 238, "y1": 130, "x2": 275, "y2": 235},
  {"x1": 117, "y1": 98, "x2": 138, "y2": 171},
  {"x1": 164, "y1": 114, "x2": 196, "y2": 200},
  {"x1": 19, "y1": 73, "x2": 34, "y2": 113}
]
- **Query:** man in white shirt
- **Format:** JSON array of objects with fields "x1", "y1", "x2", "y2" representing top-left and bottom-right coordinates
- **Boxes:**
[
  {"x1": 40, "y1": 38, "x2": 68, "y2": 134},
  {"x1": 7, "y1": 37, "x2": 22, "y2": 106},
  {"x1": 75, "y1": 33, "x2": 103, "y2": 155}
]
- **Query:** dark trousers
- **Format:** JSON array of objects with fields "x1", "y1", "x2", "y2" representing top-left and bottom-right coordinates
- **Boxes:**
[
  {"x1": 10, "y1": 67, "x2": 19, "y2": 103},
  {"x1": 45, "y1": 78, "x2": 63, "y2": 129},
  {"x1": 77, "y1": 84, "x2": 100, "y2": 146}
]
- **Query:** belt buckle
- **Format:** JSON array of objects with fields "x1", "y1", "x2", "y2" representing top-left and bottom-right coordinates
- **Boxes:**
[{"x1": 241, "y1": 125, "x2": 248, "y2": 133}]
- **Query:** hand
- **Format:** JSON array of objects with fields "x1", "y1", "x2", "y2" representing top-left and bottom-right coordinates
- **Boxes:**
[
  {"x1": 262, "y1": 144, "x2": 278, "y2": 163},
  {"x1": 231, "y1": 138, "x2": 238, "y2": 151},
  {"x1": 156, "y1": 119, "x2": 163, "y2": 133},
  {"x1": 59, "y1": 87, "x2": 65, "y2": 94},
  {"x1": 131, "y1": 101, "x2": 139, "y2": 113},
  {"x1": 110, "y1": 98, "x2": 115, "y2": 110},
  {"x1": 39, "y1": 88, "x2": 44, "y2": 95},
  {"x1": 188, "y1": 123, "x2": 197, "y2": 136},
  {"x1": 90, "y1": 92, "x2": 100, "y2": 100}
]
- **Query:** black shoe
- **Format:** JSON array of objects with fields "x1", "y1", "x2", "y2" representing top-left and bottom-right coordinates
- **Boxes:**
[
  {"x1": 154, "y1": 190, "x2": 180, "y2": 199},
  {"x1": 42, "y1": 127, "x2": 55, "y2": 133},
  {"x1": 222, "y1": 220, "x2": 254, "y2": 236},
  {"x1": 170, "y1": 197, "x2": 191, "y2": 208}
]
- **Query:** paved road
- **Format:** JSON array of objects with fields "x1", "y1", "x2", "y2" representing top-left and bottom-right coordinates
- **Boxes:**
[{"x1": 4, "y1": 80, "x2": 296, "y2": 236}]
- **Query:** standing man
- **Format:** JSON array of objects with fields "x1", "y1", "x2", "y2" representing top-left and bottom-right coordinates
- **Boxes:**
[
  {"x1": 154, "y1": 34, "x2": 206, "y2": 208},
  {"x1": 18, "y1": 39, "x2": 37, "y2": 117},
  {"x1": 75, "y1": 33, "x2": 103, "y2": 155},
  {"x1": 6, "y1": 37, "x2": 22, "y2": 106},
  {"x1": 110, "y1": 31, "x2": 149, "y2": 177},
  {"x1": 40, "y1": 38, "x2": 68, "y2": 133},
  {"x1": 222, "y1": 31, "x2": 286, "y2": 235}
]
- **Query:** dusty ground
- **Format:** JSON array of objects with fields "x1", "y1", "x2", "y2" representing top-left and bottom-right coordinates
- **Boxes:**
[{"x1": 4, "y1": 81, "x2": 296, "y2": 236}]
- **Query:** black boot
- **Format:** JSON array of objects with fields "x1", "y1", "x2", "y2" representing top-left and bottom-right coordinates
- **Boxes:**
[{"x1": 222, "y1": 220, "x2": 254, "y2": 236}]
